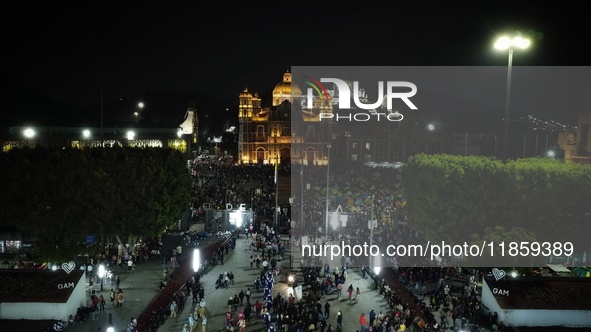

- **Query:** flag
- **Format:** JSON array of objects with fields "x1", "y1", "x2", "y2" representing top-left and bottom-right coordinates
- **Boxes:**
[{"x1": 274, "y1": 162, "x2": 278, "y2": 184}]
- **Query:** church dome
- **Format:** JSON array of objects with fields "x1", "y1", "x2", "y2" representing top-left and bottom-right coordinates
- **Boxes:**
[{"x1": 273, "y1": 71, "x2": 301, "y2": 97}]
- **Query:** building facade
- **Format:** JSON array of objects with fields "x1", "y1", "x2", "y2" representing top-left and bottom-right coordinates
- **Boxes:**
[
  {"x1": 558, "y1": 113, "x2": 591, "y2": 164},
  {"x1": 237, "y1": 70, "x2": 333, "y2": 166},
  {"x1": 237, "y1": 70, "x2": 486, "y2": 166}
]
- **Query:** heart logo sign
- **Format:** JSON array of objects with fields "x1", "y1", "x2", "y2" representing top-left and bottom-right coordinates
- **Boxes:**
[
  {"x1": 62, "y1": 262, "x2": 76, "y2": 274},
  {"x1": 492, "y1": 268, "x2": 506, "y2": 281}
]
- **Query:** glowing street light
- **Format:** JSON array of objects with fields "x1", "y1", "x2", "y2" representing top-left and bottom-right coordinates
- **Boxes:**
[
  {"x1": 494, "y1": 34, "x2": 531, "y2": 160},
  {"x1": 23, "y1": 127, "x2": 36, "y2": 138},
  {"x1": 134, "y1": 111, "x2": 139, "y2": 122},
  {"x1": 97, "y1": 264, "x2": 105, "y2": 291},
  {"x1": 127, "y1": 131, "x2": 135, "y2": 140},
  {"x1": 192, "y1": 249, "x2": 201, "y2": 273},
  {"x1": 82, "y1": 129, "x2": 91, "y2": 138},
  {"x1": 547, "y1": 150, "x2": 556, "y2": 158},
  {"x1": 427, "y1": 123, "x2": 435, "y2": 131}
]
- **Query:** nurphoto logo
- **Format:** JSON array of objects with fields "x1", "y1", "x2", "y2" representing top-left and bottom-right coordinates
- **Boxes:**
[{"x1": 304, "y1": 77, "x2": 417, "y2": 122}]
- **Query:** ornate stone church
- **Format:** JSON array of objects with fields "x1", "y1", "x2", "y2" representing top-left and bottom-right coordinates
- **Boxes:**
[{"x1": 237, "y1": 70, "x2": 333, "y2": 166}]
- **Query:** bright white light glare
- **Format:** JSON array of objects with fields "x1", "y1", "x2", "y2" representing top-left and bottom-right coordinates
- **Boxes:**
[
  {"x1": 97, "y1": 264, "x2": 105, "y2": 278},
  {"x1": 107, "y1": 327, "x2": 115, "y2": 332},
  {"x1": 512, "y1": 36, "x2": 531, "y2": 49},
  {"x1": 494, "y1": 36, "x2": 512, "y2": 50},
  {"x1": 82, "y1": 129, "x2": 91, "y2": 138},
  {"x1": 374, "y1": 267, "x2": 381, "y2": 276},
  {"x1": 23, "y1": 127, "x2": 36, "y2": 138},
  {"x1": 511, "y1": 271, "x2": 518, "y2": 278},
  {"x1": 495, "y1": 35, "x2": 531, "y2": 50},
  {"x1": 427, "y1": 124, "x2": 435, "y2": 131},
  {"x1": 138, "y1": 102, "x2": 144, "y2": 109},
  {"x1": 547, "y1": 150, "x2": 556, "y2": 158},
  {"x1": 229, "y1": 211, "x2": 244, "y2": 228},
  {"x1": 192, "y1": 249, "x2": 201, "y2": 272},
  {"x1": 51, "y1": 265, "x2": 57, "y2": 271},
  {"x1": 127, "y1": 131, "x2": 135, "y2": 140},
  {"x1": 177, "y1": 129, "x2": 183, "y2": 138},
  {"x1": 288, "y1": 275, "x2": 295, "y2": 283}
]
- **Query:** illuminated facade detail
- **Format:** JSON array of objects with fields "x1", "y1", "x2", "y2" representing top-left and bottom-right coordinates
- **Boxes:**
[
  {"x1": 558, "y1": 113, "x2": 591, "y2": 164},
  {"x1": 238, "y1": 70, "x2": 333, "y2": 165}
]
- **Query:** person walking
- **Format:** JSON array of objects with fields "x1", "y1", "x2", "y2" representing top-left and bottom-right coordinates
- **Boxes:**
[
  {"x1": 324, "y1": 301, "x2": 330, "y2": 318},
  {"x1": 239, "y1": 290, "x2": 245, "y2": 305},
  {"x1": 233, "y1": 294, "x2": 240, "y2": 312},
  {"x1": 245, "y1": 288, "x2": 251, "y2": 304},
  {"x1": 170, "y1": 300, "x2": 178, "y2": 317},
  {"x1": 99, "y1": 295, "x2": 106, "y2": 314},
  {"x1": 354, "y1": 287, "x2": 361, "y2": 304},
  {"x1": 359, "y1": 313, "x2": 367, "y2": 332},
  {"x1": 336, "y1": 311, "x2": 343, "y2": 330},
  {"x1": 116, "y1": 290, "x2": 124, "y2": 307},
  {"x1": 347, "y1": 284, "x2": 354, "y2": 300},
  {"x1": 109, "y1": 288, "x2": 115, "y2": 306},
  {"x1": 201, "y1": 316, "x2": 207, "y2": 332}
]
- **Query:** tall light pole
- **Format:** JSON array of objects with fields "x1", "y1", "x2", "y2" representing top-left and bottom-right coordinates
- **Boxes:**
[
  {"x1": 324, "y1": 144, "x2": 331, "y2": 238},
  {"x1": 494, "y1": 35, "x2": 531, "y2": 160},
  {"x1": 275, "y1": 154, "x2": 279, "y2": 234},
  {"x1": 369, "y1": 194, "x2": 375, "y2": 274}
]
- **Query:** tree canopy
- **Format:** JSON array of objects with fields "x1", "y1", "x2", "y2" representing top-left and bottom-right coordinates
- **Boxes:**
[
  {"x1": 400, "y1": 154, "x2": 591, "y2": 262},
  {"x1": 0, "y1": 147, "x2": 191, "y2": 261}
]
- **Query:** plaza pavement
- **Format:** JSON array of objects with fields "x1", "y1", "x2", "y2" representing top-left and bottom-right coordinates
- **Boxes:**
[
  {"x1": 66, "y1": 231, "x2": 490, "y2": 332},
  {"x1": 158, "y1": 234, "x2": 394, "y2": 332},
  {"x1": 66, "y1": 232, "x2": 218, "y2": 332}
]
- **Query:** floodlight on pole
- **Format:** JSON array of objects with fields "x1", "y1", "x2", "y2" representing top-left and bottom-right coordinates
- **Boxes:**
[{"x1": 494, "y1": 34, "x2": 531, "y2": 160}]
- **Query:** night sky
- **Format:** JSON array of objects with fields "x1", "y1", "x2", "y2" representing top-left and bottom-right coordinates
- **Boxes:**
[{"x1": 2, "y1": 2, "x2": 590, "y2": 124}]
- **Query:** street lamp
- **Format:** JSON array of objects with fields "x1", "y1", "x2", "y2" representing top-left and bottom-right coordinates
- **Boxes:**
[
  {"x1": 324, "y1": 144, "x2": 331, "y2": 238},
  {"x1": 134, "y1": 111, "x2": 139, "y2": 122},
  {"x1": 494, "y1": 34, "x2": 531, "y2": 160},
  {"x1": 97, "y1": 264, "x2": 105, "y2": 291},
  {"x1": 192, "y1": 248, "x2": 201, "y2": 273},
  {"x1": 368, "y1": 194, "x2": 375, "y2": 275},
  {"x1": 427, "y1": 123, "x2": 435, "y2": 131}
]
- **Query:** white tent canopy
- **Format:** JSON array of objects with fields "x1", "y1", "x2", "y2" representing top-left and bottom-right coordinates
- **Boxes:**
[{"x1": 546, "y1": 263, "x2": 571, "y2": 274}]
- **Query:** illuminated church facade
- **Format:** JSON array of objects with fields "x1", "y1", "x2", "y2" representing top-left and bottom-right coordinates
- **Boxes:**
[{"x1": 237, "y1": 71, "x2": 333, "y2": 166}]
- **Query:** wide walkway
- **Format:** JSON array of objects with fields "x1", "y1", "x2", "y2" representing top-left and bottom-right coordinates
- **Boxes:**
[
  {"x1": 156, "y1": 233, "x2": 493, "y2": 332},
  {"x1": 157, "y1": 234, "x2": 391, "y2": 332},
  {"x1": 66, "y1": 232, "x2": 218, "y2": 332}
]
